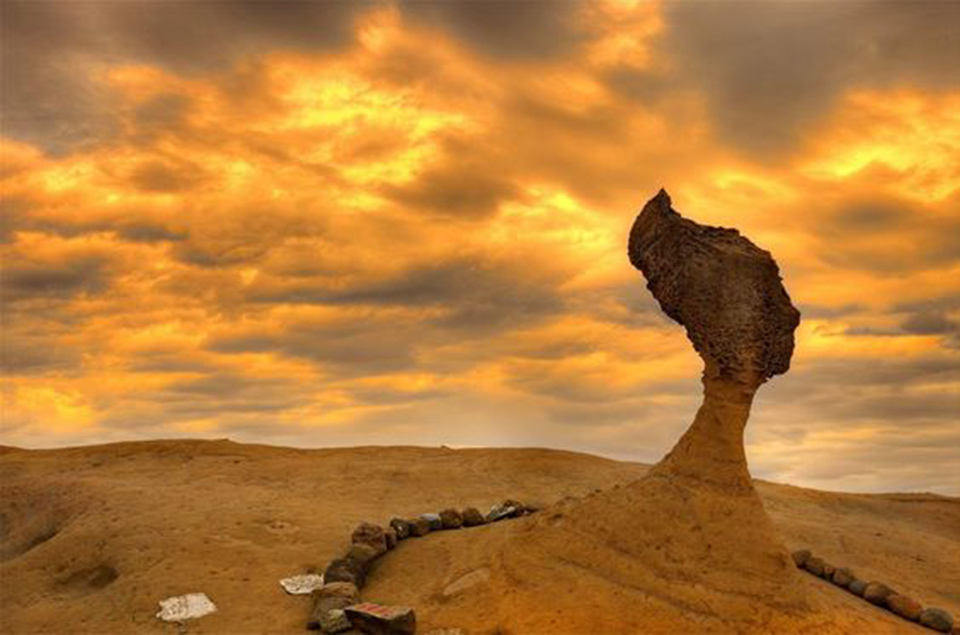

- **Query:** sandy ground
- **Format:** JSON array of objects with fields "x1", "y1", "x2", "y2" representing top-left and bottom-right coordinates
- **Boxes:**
[{"x1": 1, "y1": 440, "x2": 957, "y2": 634}]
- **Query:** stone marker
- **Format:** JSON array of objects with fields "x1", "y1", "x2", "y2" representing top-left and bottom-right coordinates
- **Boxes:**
[
  {"x1": 421, "y1": 513, "x2": 443, "y2": 531},
  {"x1": 888, "y1": 595, "x2": 923, "y2": 621},
  {"x1": 352, "y1": 522, "x2": 388, "y2": 556},
  {"x1": 439, "y1": 508, "x2": 463, "y2": 529},
  {"x1": 919, "y1": 608, "x2": 954, "y2": 633},
  {"x1": 344, "y1": 602, "x2": 416, "y2": 635},
  {"x1": 803, "y1": 557, "x2": 825, "y2": 578},
  {"x1": 407, "y1": 517, "x2": 431, "y2": 537},
  {"x1": 863, "y1": 582, "x2": 897, "y2": 606},
  {"x1": 831, "y1": 567, "x2": 855, "y2": 588},
  {"x1": 848, "y1": 580, "x2": 867, "y2": 597},
  {"x1": 389, "y1": 518, "x2": 410, "y2": 540},
  {"x1": 461, "y1": 507, "x2": 486, "y2": 527},
  {"x1": 384, "y1": 527, "x2": 397, "y2": 550},
  {"x1": 791, "y1": 549, "x2": 811, "y2": 568}
]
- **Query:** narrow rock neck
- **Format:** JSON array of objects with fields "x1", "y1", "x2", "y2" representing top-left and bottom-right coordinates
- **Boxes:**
[{"x1": 650, "y1": 362, "x2": 761, "y2": 493}]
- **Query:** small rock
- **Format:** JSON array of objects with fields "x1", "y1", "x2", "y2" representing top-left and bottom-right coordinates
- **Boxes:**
[
  {"x1": 407, "y1": 517, "x2": 431, "y2": 537},
  {"x1": 803, "y1": 557, "x2": 825, "y2": 577},
  {"x1": 791, "y1": 549, "x2": 811, "y2": 568},
  {"x1": 863, "y1": 582, "x2": 896, "y2": 606},
  {"x1": 439, "y1": 509, "x2": 463, "y2": 529},
  {"x1": 308, "y1": 596, "x2": 354, "y2": 632},
  {"x1": 324, "y1": 544, "x2": 379, "y2": 588},
  {"x1": 420, "y1": 513, "x2": 443, "y2": 531},
  {"x1": 280, "y1": 573, "x2": 325, "y2": 595},
  {"x1": 384, "y1": 527, "x2": 397, "y2": 550},
  {"x1": 919, "y1": 608, "x2": 954, "y2": 633},
  {"x1": 821, "y1": 562, "x2": 836, "y2": 579},
  {"x1": 319, "y1": 608, "x2": 353, "y2": 633},
  {"x1": 487, "y1": 500, "x2": 523, "y2": 522},
  {"x1": 461, "y1": 507, "x2": 486, "y2": 527},
  {"x1": 389, "y1": 518, "x2": 410, "y2": 540},
  {"x1": 848, "y1": 580, "x2": 867, "y2": 596},
  {"x1": 352, "y1": 523, "x2": 388, "y2": 556},
  {"x1": 831, "y1": 567, "x2": 855, "y2": 588},
  {"x1": 156, "y1": 593, "x2": 217, "y2": 622},
  {"x1": 316, "y1": 582, "x2": 360, "y2": 603},
  {"x1": 887, "y1": 594, "x2": 923, "y2": 621},
  {"x1": 345, "y1": 602, "x2": 416, "y2": 635}
]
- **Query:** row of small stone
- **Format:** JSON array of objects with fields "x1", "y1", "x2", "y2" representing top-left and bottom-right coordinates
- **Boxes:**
[
  {"x1": 792, "y1": 549, "x2": 956, "y2": 633},
  {"x1": 307, "y1": 500, "x2": 536, "y2": 634}
]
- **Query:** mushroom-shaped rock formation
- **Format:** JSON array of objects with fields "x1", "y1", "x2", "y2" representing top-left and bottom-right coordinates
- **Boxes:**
[
  {"x1": 628, "y1": 188, "x2": 800, "y2": 490},
  {"x1": 362, "y1": 190, "x2": 813, "y2": 633}
]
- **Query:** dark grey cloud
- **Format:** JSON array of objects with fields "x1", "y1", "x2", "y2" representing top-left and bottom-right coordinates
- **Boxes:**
[
  {"x1": 249, "y1": 256, "x2": 564, "y2": 331},
  {"x1": 0, "y1": 194, "x2": 186, "y2": 244},
  {"x1": 400, "y1": 0, "x2": 586, "y2": 60},
  {"x1": 1, "y1": 0, "x2": 374, "y2": 153},
  {"x1": 819, "y1": 198, "x2": 960, "y2": 273},
  {"x1": 1, "y1": 255, "x2": 112, "y2": 304},
  {"x1": 208, "y1": 318, "x2": 419, "y2": 376},
  {"x1": 0, "y1": 333, "x2": 80, "y2": 376},
  {"x1": 658, "y1": 1, "x2": 960, "y2": 156},
  {"x1": 382, "y1": 162, "x2": 520, "y2": 219}
]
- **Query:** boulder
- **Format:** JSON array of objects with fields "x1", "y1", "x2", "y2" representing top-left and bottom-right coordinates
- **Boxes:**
[
  {"x1": 351, "y1": 523, "x2": 388, "y2": 556},
  {"x1": 407, "y1": 517, "x2": 431, "y2": 537},
  {"x1": 389, "y1": 518, "x2": 410, "y2": 540},
  {"x1": 791, "y1": 549, "x2": 811, "y2": 568},
  {"x1": 439, "y1": 508, "x2": 463, "y2": 529},
  {"x1": 848, "y1": 580, "x2": 867, "y2": 597},
  {"x1": 887, "y1": 595, "x2": 923, "y2": 621},
  {"x1": 344, "y1": 602, "x2": 416, "y2": 635},
  {"x1": 384, "y1": 527, "x2": 397, "y2": 550},
  {"x1": 461, "y1": 507, "x2": 486, "y2": 527},
  {"x1": 919, "y1": 608, "x2": 954, "y2": 633},
  {"x1": 863, "y1": 582, "x2": 896, "y2": 606},
  {"x1": 803, "y1": 557, "x2": 825, "y2": 577},
  {"x1": 831, "y1": 567, "x2": 855, "y2": 588},
  {"x1": 420, "y1": 513, "x2": 443, "y2": 531}
]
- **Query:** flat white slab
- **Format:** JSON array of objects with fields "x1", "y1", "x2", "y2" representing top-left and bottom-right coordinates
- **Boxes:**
[
  {"x1": 279, "y1": 573, "x2": 324, "y2": 595},
  {"x1": 156, "y1": 592, "x2": 218, "y2": 622}
]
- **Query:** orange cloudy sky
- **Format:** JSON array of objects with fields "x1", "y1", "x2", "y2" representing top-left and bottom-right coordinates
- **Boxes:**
[{"x1": 2, "y1": 1, "x2": 958, "y2": 494}]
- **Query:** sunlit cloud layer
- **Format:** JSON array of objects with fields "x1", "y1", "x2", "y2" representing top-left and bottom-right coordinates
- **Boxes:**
[{"x1": 2, "y1": 1, "x2": 958, "y2": 494}]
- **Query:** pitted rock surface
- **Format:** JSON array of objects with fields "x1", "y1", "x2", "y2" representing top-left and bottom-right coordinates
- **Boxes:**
[{"x1": 628, "y1": 189, "x2": 799, "y2": 385}]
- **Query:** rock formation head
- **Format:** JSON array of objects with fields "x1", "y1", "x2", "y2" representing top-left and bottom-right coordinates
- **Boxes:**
[{"x1": 628, "y1": 189, "x2": 800, "y2": 386}]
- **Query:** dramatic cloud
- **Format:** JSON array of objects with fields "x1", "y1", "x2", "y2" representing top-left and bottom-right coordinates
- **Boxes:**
[{"x1": 1, "y1": 1, "x2": 958, "y2": 495}]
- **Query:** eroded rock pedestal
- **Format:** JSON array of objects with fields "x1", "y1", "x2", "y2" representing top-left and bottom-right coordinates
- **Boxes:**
[{"x1": 483, "y1": 189, "x2": 807, "y2": 632}]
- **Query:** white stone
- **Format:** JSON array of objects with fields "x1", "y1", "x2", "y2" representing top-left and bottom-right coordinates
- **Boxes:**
[
  {"x1": 155, "y1": 592, "x2": 217, "y2": 622},
  {"x1": 279, "y1": 573, "x2": 324, "y2": 595}
]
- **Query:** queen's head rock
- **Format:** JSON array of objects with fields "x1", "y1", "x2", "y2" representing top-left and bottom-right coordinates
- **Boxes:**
[{"x1": 628, "y1": 188, "x2": 800, "y2": 389}]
